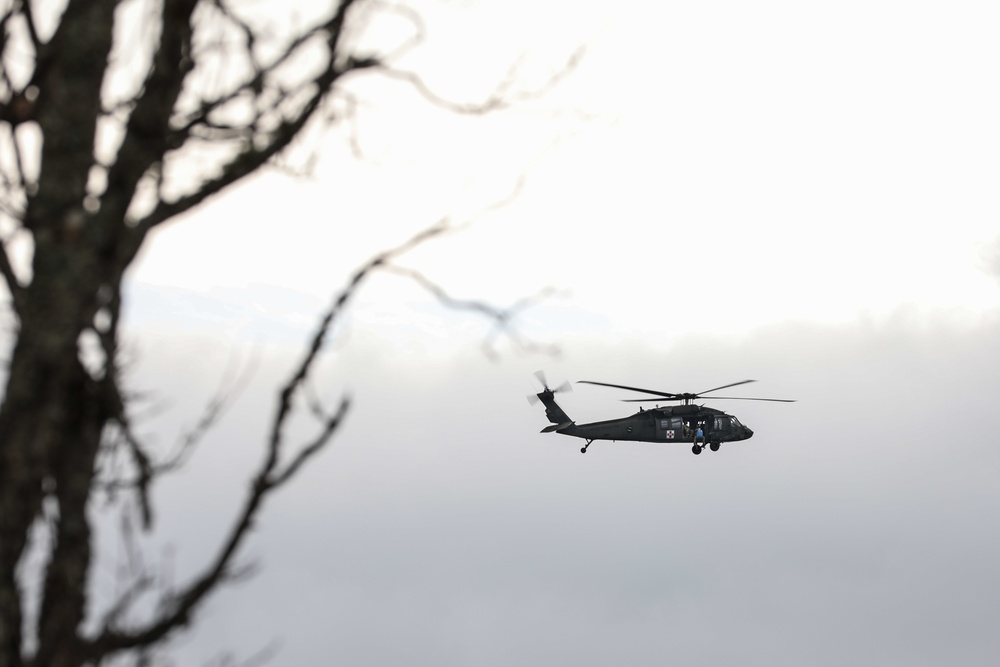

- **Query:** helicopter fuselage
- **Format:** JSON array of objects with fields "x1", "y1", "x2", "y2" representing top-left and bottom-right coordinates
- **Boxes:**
[
  {"x1": 535, "y1": 391, "x2": 754, "y2": 454},
  {"x1": 556, "y1": 404, "x2": 753, "y2": 446}
]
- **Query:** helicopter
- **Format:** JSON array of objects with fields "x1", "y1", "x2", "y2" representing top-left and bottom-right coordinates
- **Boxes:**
[{"x1": 528, "y1": 371, "x2": 794, "y2": 455}]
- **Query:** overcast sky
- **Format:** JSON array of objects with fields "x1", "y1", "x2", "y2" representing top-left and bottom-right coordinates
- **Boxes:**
[{"x1": 101, "y1": 0, "x2": 1000, "y2": 664}]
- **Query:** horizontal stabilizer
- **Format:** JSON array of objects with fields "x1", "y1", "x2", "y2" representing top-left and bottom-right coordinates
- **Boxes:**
[{"x1": 541, "y1": 421, "x2": 574, "y2": 433}]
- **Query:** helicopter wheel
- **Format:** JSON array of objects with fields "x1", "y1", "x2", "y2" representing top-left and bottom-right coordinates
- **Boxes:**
[
  {"x1": 692, "y1": 444, "x2": 702, "y2": 455},
  {"x1": 709, "y1": 442, "x2": 720, "y2": 452},
  {"x1": 580, "y1": 447, "x2": 587, "y2": 454}
]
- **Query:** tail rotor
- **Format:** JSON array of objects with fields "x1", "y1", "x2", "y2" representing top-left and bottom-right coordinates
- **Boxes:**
[{"x1": 527, "y1": 370, "x2": 572, "y2": 405}]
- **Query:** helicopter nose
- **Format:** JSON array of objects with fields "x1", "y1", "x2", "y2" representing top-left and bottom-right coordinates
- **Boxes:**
[{"x1": 744, "y1": 427, "x2": 754, "y2": 439}]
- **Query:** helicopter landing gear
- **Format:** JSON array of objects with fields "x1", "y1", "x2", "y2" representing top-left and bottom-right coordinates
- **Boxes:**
[
  {"x1": 580, "y1": 439, "x2": 594, "y2": 454},
  {"x1": 709, "y1": 442, "x2": 720, "y2": 452},
  {"x1": 692, "y1": 444, "x2": 702, "y2": 455}
]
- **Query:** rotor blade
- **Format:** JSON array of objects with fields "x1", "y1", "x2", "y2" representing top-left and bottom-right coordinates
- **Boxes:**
[
  {"x1": 578, "y1": 380, "x2": 681, "y2": 398},
  {"x1": 696, "y1": 380, "x2": 756, "y2": 396},
  {"x1": 698, "y1": 396, "x2": 796, "y2": 402},
  {"x1": 623, "y1": 395, "x2": 795, "y2": 403},
  {"x1": 534, "y1": 370, "x2": 548, "y2": 389},
  {"x1": 527, "y1": 394, "x2": 541, "y2": 406},
  {"x1": 554, "y1": 381, "x2": 572, "y2": 394}
]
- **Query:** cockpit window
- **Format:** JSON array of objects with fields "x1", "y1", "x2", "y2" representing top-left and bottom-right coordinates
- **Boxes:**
[{"x1": 715, "y1": 416, "x2": 739, "y2": 430}]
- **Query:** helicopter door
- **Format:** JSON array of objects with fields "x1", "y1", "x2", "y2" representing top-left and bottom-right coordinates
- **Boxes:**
[{"x1": 658, "y1": 417, "x2": 685, "y2": 440}]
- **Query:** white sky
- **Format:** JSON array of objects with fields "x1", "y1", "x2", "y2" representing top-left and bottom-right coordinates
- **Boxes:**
[
  {"x1": 102, "y1": 1, "x2": 1000, "y2": 665},
  {"x1": 129, "y1": 0, "x2": 1000, "y2": 348}
]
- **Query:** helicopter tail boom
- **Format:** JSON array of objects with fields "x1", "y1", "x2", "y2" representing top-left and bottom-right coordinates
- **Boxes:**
[
  {"x1": 536, "y1": 390, "x2": 572, "y2": 426},
  {"x1": 528, "y1": 371, "x2": 574, "y2": 429},
  {"x1": 530, "y1": 385, "x2": 573, "y2": 428}
]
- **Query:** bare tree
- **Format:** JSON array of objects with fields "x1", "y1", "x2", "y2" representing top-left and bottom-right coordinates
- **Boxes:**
[{"x1": 0, "y1": 1, "x2": 575, "y2": 665}]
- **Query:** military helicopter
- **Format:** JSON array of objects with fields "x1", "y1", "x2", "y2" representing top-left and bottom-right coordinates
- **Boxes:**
[{"x1": 528, "y1": 371, "x2": 794, "y2": 455}]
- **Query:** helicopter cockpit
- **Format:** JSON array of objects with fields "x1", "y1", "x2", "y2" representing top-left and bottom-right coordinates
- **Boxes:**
[{"x1": 714, "y1": 415, "x2": 742, "y2": 432}]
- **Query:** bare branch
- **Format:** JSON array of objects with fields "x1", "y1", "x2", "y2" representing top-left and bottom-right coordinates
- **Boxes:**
[
  {"x1": 359, "y1": 0, "x2": 426, "y2": 64},
  {"x1": 201, "y1": 640, "x2": 282, "y2": 667},
  {"x1": 99, "y1": 573, "x2": 155, "y2": 637},
  {"x1": 267, "y1": 397, "x2": 349, "y2": 489},
  {"x1": 1, "y1": 0, "x2": 585, "y2": 662},
  {"x1": 97, "y1": 343, "x2": 258, "y2": 529},
  {"x1": 335, "y1": 90, "x2": 369, "y2": 161},
  {"x1": 0, "y1": 237, "x2": 23, "y2": 315},
  {"x1": 2, "y1": 119, "x2": 33, "y2": 210},
  {"x1": 98, "y1": 0, "x2": 201, "y2": 231},
  {"x1": 133, "y1": 61, "x2": 381, "y2": 232},
  {"x1": 377, "y1": 45, "x2": 587, "y2": 115},
  {"x1": 385, "y1": 265, "x2": 560, "y2": 359},
  {"x1": 19, "y1": 0, "x2": 42, "y2": 54},
  {"x1": 82, "y1": 212, "x2": 462, "y2": 658},
  {"x1": 170, "y1": 8, "x2": 337, "y2": 135}
]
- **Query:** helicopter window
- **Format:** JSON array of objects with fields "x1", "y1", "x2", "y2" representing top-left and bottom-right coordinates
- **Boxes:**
[{"x1": 714, "y1": 416, "x2": 735, "y2": 430}]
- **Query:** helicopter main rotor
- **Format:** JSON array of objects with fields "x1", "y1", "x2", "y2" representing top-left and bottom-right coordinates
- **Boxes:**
[{"x1": 577, "y1": 379, "x2": 794, "y2": 405}]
